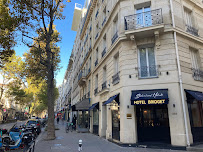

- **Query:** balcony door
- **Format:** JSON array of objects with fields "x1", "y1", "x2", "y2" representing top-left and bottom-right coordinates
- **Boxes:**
[{"x1": 136, "y1": 7, "x2": 152, "y2": 28}]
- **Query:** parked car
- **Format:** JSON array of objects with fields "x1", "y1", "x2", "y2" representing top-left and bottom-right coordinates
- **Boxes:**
[{"x1": 25, "y1": 119, "x2": 41, "y2": 134}]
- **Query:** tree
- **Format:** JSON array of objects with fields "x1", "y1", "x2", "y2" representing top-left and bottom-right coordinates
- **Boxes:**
[
  {"x1": 9, "y1": 0, "x2": 65, "y2": 139},
  {"x1": 0, "y1": 0, "x2": 18, "y2": 68}
]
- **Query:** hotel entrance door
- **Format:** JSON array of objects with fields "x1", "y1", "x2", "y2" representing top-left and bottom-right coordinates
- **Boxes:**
[{"x1": 136, "y1": 104, "x2": 171, "y2": 143}]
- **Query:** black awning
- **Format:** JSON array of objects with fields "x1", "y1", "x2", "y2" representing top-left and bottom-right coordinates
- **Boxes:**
[
  {"x1": 131, "y1": 89, "x2": 169, "y2": 105},
  {"x1": 75, "y1": 98, "x2": 90, "y2": 111},
  {"x1": 89, "y1": 102, "x2": 99, "y2": 110},
  {"x1": 103, "y1": 94, "x2": 119, "y2": 106},
  {"x1": 185, "y1": 90, "x2": 203, "y2": 101}
]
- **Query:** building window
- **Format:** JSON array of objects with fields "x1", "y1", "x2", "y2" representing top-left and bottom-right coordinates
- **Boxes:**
[
  {"x1": 138, "y1": 47, "x2": 158, "y2": 78},
  {"x1": 184, "y1": 8, "x2": 198, "y2": 36},
  {"x1": 102, "y1": 35, "x2": 106, "y2": 57},
  {"x1": 94, "y1": 74, "x2": 98, "y2": 95},
  {"x1": 112, "y1": 53, "x2": 120, "y2": 85},
  {"x1": 102, "y1": 6, "x2": 107, "y2": 26},
  {"x1": 95, "y1": 48, "x2": 98, "y2": 66},
  {"x1": 88, "y1": 80, "x2": 91, "y2": 97},
  {"x1": 112, "y1": 15, "x2": 118, "y2": 44},
  {"x1": 102, "y1": 66, "x2": 107, "y2": 90},
  {"x1": 190, "y1": 48, "x2": 203, "y2": 81}
]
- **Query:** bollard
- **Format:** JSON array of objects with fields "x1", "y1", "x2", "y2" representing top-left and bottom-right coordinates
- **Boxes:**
[{"x1": 78, "y1": 139, "x2": 82, "y2": 151}]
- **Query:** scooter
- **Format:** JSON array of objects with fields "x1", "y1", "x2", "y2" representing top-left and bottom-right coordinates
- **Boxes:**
[
  {"x1": 2, "y1": 125, "x2": 33, "y2": 150},
  {"x1": 0, "y1": 130, "x2": 5, "y2": 152}
]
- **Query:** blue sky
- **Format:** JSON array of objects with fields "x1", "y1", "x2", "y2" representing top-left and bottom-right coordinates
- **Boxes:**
[{"x1": 14, "y1": 0, "x2": 85, "y2": 86}]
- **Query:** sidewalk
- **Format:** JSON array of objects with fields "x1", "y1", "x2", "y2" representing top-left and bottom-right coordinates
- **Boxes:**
[{"x1": 35, "y1": 123, "x2": 190, "y2": 152}]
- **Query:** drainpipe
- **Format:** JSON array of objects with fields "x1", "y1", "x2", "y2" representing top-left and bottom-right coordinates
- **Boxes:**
[{"x1": 169, "y1": 0, "x2": 190, "y2": 147}]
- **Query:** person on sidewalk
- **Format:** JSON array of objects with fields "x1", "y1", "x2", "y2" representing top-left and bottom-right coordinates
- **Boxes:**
[
  {"x1": 72, "y1": 115, "x2": 77, "y2": 130},
  {"x1": 57, "y1": 116, "x2": 59, "y2": 124}
]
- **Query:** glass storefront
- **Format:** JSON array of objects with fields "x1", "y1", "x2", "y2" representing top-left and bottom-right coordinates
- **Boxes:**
[
  {"x1": 136, "y1": 104, "x2": 170, "y2": 143},
  {"x1": 187, "y1": 98, "x2": 203, "y2": 142},
  {"x1": 78, "y1": 111, "x2": 89, "y2": 129}
]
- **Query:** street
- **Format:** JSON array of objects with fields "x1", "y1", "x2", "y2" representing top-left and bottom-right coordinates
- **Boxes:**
[
  {"x1": 0, "y1": 121, "x2": 26, "y2": 130},
  {"x1": 34, "y1": 122, "x2": 190, "y2": 152}
]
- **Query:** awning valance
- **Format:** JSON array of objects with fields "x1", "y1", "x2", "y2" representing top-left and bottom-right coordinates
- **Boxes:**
[
  {"x1": 75, "y1": 98, "x2": 90, "y2": 111},
  {"x1": 185, "y1": 90, "x2": 203, "y2": 101},
  {"x1": 103, "y1": 94, "x2": 119, "y2": 106},
  {"x1": 131, "y1": 89, "x2": 169, "y2": 105},
  {"x1": 89, "y1": 102, "x2": 99, "y2": 110}
]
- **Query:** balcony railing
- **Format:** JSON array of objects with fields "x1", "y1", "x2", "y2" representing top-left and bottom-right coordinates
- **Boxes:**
[
  {"x1": 94, "y1": 88, "x2": 98, "y2": 95},
  {"x1": 102, "y1": 17, "x2": 106, "y2": 26},
  {"x1": 78, "y1": 69, "x2": 88, "y2": 81},
  {"x1": 192, "y1": 68, "x2": 203, "y2": 81},
  {"x1": 186, "y1": 25, "x2": 199, "y2": 36},
  {"x1": 95, "y1": 59, "x2": 98, "y2": 66},
  {"x1": 111, "y1": 31, "x2": 118, "y2": 44},
  {"x1": 112, "y1": 72, "x2": 120, "y2": 85},
  {"x1": 102, "y1": 81, "x2": 107, "y2": 90},
  {"x1": 138, "y1": 65, "x2": 159, "y2": 78},
  {"x1": 102, "y1": 47, "x2": 106, "y2": 57},
  {"x1": 124, "y1": 9, "x2": 163, "y2": 30}
]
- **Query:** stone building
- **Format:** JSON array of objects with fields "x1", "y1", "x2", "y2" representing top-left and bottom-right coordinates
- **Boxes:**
[{"x1": 59, "y1": 0, "x2": 203, "y2": 147}]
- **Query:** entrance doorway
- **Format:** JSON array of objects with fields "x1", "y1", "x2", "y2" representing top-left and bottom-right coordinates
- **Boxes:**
[
  {"x1": 93, "y1": 109, "x2": 99, "y2": 134},
  {"x1": 112, "y1": 109, "x2": 120, "y2": 141},
  {"x1": 136, "y1": 104, "x2": 171, "y2": 143}
]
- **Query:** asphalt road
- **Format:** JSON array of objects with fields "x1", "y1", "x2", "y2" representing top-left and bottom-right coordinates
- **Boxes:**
[{"x1": 0, "y1": 120, "x2": 27, "y2": 130}]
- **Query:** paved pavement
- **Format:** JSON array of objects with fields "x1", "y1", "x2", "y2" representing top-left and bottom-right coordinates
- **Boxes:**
[{"x1": 35, "y1": 123, "x2": 190, "y2": 152}]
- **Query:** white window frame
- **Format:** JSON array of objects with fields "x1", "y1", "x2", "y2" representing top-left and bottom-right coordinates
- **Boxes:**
[{"x1": 138, "y1": 46, "x2": 158, "y2": 78}]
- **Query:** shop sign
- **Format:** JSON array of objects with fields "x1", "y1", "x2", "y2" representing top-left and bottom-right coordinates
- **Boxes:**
[
  {"x1": 126, "y1": 114, "x2": 132, "y2": 119},
  {"x1": 131, "y1": 89, "x2": 169, "y2": 105}
]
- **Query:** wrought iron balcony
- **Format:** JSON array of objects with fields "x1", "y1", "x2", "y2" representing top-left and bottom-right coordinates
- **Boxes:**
[
  {"x1": 186, "y1": 25, "x2": 199, "y2": 36},
  {"x1": 192, "y1": 68, "x2": 203, "y2": 81},
  {"x1": 78, "y1": 69, "x2": 87, "y2": 81},
  {"x1": 102, "y1": 81, "x2": 107, "y2": 90},
  {"x1": 102, "y1": 17, "x2": 106, "y2": 26},
  {"x1": 111, "y1": 31, "x2": 118, "y2": 44},
  {"x1": 102, "y1": 47, "x2": 106, "y2": 57},
  {"x1": 112, "y1": 72, "x2": 120, "y2": 85},
  {"x1": 124, "y1": 9, "x2": 163, "y2": 31},
  {"x1": 94, "y1": 88, "x2": 98, "y2": 95},
  {"x1": 95, "y1": 59, "x2": 98, "y2": 66},
  {"x1": 138, "y1": 65, "x2": 159, "y2": 78}
]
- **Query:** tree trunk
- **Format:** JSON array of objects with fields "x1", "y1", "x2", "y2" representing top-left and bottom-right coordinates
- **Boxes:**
[{"x1": 46, "y1": 34, "x2": 55, "y2": 140}]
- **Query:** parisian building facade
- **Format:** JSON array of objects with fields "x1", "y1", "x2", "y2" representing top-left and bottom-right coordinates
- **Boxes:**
[{"x1": 56, "y1": 0, "x2": 203, "y2": 147}]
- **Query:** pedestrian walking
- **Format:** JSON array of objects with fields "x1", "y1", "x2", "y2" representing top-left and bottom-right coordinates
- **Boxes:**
[
  {"x1": 57, "y1": 116, "x2": 59, "y2": 124},
  {"x1": 72, "y1": 114, "x2": 77, "y2": 130}
]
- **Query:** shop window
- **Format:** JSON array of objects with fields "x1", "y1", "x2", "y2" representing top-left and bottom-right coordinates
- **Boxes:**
[
  {"x1": 138, "y1": 46, "x2": 158, "y2": 78},
  {"x1": 188, "y1": 100, "x2": 203, "y2": 127}
]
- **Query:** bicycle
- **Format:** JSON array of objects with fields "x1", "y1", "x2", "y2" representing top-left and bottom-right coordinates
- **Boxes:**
[{"x1": 65, "y1": 122, "x2": 73, "y2": 133}]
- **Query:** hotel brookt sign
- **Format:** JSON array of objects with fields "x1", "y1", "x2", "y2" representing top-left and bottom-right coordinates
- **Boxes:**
[{"x1": 131, "y1": 89, "x2": 169, "y2": 105}]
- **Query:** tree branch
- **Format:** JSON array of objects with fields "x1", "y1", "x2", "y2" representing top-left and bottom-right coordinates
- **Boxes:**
[{"x1": 41, "y1": 0, "x2": 48, "y2": 35}]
